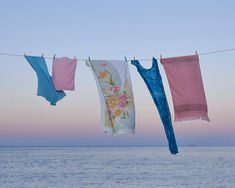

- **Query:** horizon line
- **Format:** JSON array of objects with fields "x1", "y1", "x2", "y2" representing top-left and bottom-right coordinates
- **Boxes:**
[{"x1": 0, "y1": 144, "x2": 234, "y2": 148}]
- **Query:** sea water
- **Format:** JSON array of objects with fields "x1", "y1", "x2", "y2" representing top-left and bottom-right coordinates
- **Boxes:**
[{"x1": 0, "y1": 146, "x2": 234, "y2": 188}]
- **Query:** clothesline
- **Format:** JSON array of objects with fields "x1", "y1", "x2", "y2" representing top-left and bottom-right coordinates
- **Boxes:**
[
  {"x1": 0, "y1": 48, "x2": 221, "y2": 154},
  {"x1": 0, "y1": 48, "x2": 235, "y2": 62},
  {"x1": 22, "y1": 53, "x2": 210, "y2": 154}
]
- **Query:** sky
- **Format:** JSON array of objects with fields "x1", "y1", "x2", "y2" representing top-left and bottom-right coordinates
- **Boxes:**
[{"x1": 0, "y1": 0, "x2": 235, "y2": 147}]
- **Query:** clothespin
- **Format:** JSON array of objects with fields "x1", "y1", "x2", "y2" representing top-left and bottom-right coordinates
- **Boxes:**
[
  {"x1": 195, "y1": 50, "x2": 200, "y2": 60},
  {"x1": 86, "y1": 56, "x2": 91, "y2": 67},
  {"x1": 160, "y1": 54, "x2": 163, "y2": 64},
  {"x1": 133, "y1": 57, "x2": 136, "y2": 61},
  {"x1": 24, "y1": 53, "x2": 26, "y2": 57},
  {"x1": 42, "y1": 53, "x2": 44, "y2": 58},
  {"x1": 53, "y1": 54, "x2": 56, "y2": 59},
  {"x1": 124, "y1": 56, "x2": 128, "y2": 62},
  {"x1": 74, "y1": 56, "x2": 77, "y2": 60}
]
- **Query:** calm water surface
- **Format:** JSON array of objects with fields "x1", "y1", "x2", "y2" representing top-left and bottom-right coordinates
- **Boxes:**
[{"x1": 0, "y1": 146, "x2": 234, "y2": 188}]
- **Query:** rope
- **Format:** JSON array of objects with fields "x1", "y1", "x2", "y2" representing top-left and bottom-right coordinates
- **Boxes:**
[{"x1": 0, "y1": 48, "x2": 235, "y2": 62}]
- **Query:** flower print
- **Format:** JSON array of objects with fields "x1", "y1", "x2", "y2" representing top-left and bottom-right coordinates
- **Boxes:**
[
  {"x1": 114, "y1": 109, "x2": 123, "y2": 117},
  {"x1": 107, "y1": 96, "x2": 119, "y2": 109},
  {"x1": 118, "y1": 102, "x2": 126, "y2": 108},
  {"x1": 119, "y1": 94, "x2": 128, "y2": 102},
  {"x1": 98, "y1": 69, "x2": 134, "y2": 127},
  {"x1": 110, "y1": 86, "x2": 120, "y2": 93},
  {"x1": 99, "y1": 71, "x2": 108, "y2": 79}
]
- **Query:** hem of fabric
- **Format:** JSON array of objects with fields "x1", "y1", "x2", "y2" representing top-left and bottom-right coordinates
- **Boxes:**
[
  {"x1": 169, "y1": 148, "x2": 178, "y2": 155},
  {"x1": 36, "y1": 93, "x2": 66, "y2": 106},
  {"x1": 55, "y1": 87, "x2": 75, "y2": 91},
  {"x1": 37, "y1": 94, "x2": 57, "y2": 106},
  {"x1": 174, "y1": 111, "x2": 210, "y2": 122},
  {"x1": 101, "y1": 127, "x2": 135, "y2": 136},
  {"x1": 113, "y1": 129, "x2": 135, "y2": 136},
  {"x1": 174, "y1": 116, "x2": 210, "y2": 122}
]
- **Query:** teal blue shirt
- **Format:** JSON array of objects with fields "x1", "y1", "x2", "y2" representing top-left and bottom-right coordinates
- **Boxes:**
[{"x1": 25, "y1": 55, "x2": 66, "y2": 105}]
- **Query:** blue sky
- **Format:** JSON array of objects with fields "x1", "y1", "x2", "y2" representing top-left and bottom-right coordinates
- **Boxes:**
[{"x1": 0, "y1": 0, "x2": 235, "y2": 146}]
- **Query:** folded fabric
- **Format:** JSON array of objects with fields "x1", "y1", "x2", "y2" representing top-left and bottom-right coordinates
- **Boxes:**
[
  {"x1": 25, "y1": 55, "x2": 66, "y2": 105},
  {"x1": 87, "y1": 60, "x2": 135, "y2": 136},
  {"x1": 160, "y1": 54, "x2": 209, "y2": 122},
  {"x1": 52, "y1": 57, "x2": 77, "y2": 90},
  {"x1": 131, "y1": 58, "x2": 178, "y2": 155}
]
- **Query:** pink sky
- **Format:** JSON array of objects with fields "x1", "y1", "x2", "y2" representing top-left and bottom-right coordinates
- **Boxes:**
[{"x1": 0, "y1": 1, "x2": 235, "y2": 146}]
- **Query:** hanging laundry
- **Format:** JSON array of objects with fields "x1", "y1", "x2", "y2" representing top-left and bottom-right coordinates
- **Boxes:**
[
  {"x1": 160, "y1": 54, "x2": 209, "y2": 122},
  {"x1": 52, "y1": 57, "x2": 77, "y2": 90},
  {"x1": 25, "y1": 55, "x2": 66, "y2": 105},
  {"x1": 87, "y1": 60, "x2": 135, "y2": 136},
  {"x1": 131, "y1": 58, "x2": 178, "y2": 154}
]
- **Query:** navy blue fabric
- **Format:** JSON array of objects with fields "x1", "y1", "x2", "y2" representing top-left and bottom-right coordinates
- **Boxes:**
[
  {"x1": 131, "y1": 58, "x2": 178, "y2": 154},
  {"x1": 25, "y1": 55, "x2": 66, "y2": 105}
]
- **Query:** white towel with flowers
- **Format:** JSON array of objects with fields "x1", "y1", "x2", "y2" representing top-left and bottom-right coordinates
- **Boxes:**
[{"x1": 87, "y1": 60, "x2": 135, "y2": 136}]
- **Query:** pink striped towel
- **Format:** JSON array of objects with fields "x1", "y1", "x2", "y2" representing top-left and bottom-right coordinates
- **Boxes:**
[
  {"x1": 160, "y1": 54, "x2": 209, "y2": 122},
  {"x1": 52, "y1": 57, "x2": 77, "y2": 90}
]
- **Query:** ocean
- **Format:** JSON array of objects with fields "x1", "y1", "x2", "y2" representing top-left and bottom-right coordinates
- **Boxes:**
[{"x1": 0, "y1": 146, "x2": 234, "y2": 188}]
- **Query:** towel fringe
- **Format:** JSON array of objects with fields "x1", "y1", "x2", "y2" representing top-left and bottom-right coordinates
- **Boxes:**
[{"x1": 174, "y1": 116, "x2": 210, "y2": 122}]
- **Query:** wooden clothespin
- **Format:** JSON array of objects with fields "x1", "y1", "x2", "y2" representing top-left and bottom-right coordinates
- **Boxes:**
[
  {"x1": 124, "y1": 56, "x2": 128, "y2": 62},
  {"x1": 88, "y1": 56, "x2": 91, "y2": 62},
  {"x1": 53, "y1": 54, "x2": 56, "y2": 59},
  {"x1": 133, "y1": 57, "x2": 136, "y2": 61}
]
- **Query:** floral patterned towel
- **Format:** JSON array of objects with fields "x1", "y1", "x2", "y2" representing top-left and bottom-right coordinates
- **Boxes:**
[{"x1": 87, "y1": 60, "x2": 135, "y2": 136}]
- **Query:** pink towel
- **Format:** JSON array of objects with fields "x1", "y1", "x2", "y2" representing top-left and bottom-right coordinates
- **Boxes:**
[
  {"x1": 52, "y1": 57, "x2": 77, "y2": 90},
  {"x1": 160, "y1": 54, "x2": 209, "y2": 122}
]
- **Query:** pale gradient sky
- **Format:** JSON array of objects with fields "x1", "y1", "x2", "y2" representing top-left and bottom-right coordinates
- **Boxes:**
[{"x1": 0, "y1": 0, "x2": 235, "y2": 146}]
